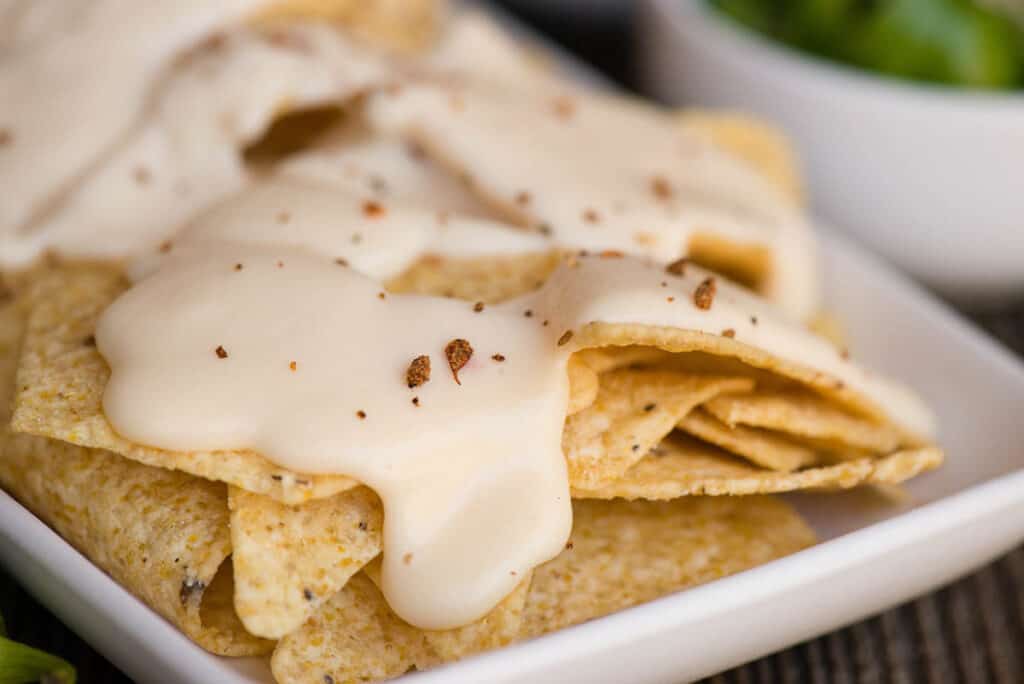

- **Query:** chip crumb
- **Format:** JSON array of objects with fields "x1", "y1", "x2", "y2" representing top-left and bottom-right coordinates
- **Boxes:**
[
  {"x1": 377, "y1": 291, "x2": 386, "y2": 300},
  {"x1": 667, "y1": 297, "x2": 675, "y2": 303},
  {"x1": 215, "y1": 345, "x2": 228, "y2": 359},
  {"x1": 403, "y1": 553, "x2": 413, "y2": 565},
  {"x1": 362, "y1": 201, "x2": 386, "y2": 218},
  {"x1": 492, "y1": 354, "x2": 506, "y2": 362},
  {"x1": 406, "y1": 355, "x2": 431, "y2": 388},
  {"x1": 694, "y1": 277, "x2": 717, "y2": 310},
  {"x1": 665, "y1": 258, "x2": 688, "y2": 276},
  {"x1": 473, "y1": 301, "x2": 485, "y2": 313},
  {"x1": 557, "y1": 330, "x2": 574, "y2": 347},
  {"x1": 276, "y1": 260, "x2": 284, "y2": 268},
  {"x1": 444, "y1": 339, "x2": 473, "y2": 385},
  {"x1": 356, "y1": 410, "x2": 367, "y2": 420},
  {"x1": 651, "y1": 176, "x2": 673, "y2": 200},
  {"x1": 599, "y1": 250, "x2": 623, "y2": 259},
  {"x1": 722, "y1": 329, "x2": 736, "y2": 338},
  {"x1": 289, "y1": 361, "x2": 297, "y2": 371},
  {"x1": 643, "y1": 403, "x2": 656, "y2": 412},
  {"x1": 159, "y1": 241, "x2": 173, "y2": 253}
]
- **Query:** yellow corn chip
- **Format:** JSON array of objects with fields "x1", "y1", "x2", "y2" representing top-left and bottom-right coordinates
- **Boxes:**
[
  {"x1": 385, "y1": 252, "x2": 561, "y2": 304},
  {"x1": 362, "y1": 558, "x2": 531, "y2": 662},
  {"x1": 0, "y1": 303, "x2": 270, "y2": 656},
  {"x1": 522, "y1": 496, "x2": 815, "y2": 637},
  {"x1": 678, "y1": 408, "x2": 819, "y2": 472},
  {"x1": 272, "y1": 569, "x2": 531, "y2": 684},
  {"x1": 573, "y1": 435, "x2": 943, "y2": 500},
  {"x1": 566, "y1": 355, "x2": 598, "y2": 416},
  {"x1": 563, "y1": 369, "x2": 754, "y2": 490},
  {"x1": 678, "y1": 111, "x2": 804, "y2": 206},
  {"x1": 703, "y1": 391, "x2": 904, "y2": 454},
  {"x1": 10, "y1": 266, "x2": 356, "y2": 505},
  {"x1": 574, "y1": 321, "x2": 926, "y2": 444},
  {"x1": 229, "y1": 485, "x2": 383, "y2": 639}
]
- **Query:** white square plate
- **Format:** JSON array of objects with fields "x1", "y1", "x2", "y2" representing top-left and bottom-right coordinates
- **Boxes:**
[{"x1": 3, "y1": 12, "x2": 1024, "y2": 684}]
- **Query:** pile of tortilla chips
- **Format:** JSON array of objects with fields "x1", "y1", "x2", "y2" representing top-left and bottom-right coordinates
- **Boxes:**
[{"x1": 0, "y1": 4, "x2": 942, "y2": 684}]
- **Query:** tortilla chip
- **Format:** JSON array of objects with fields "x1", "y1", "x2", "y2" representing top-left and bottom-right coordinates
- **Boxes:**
[
  {"x1": 678, "y1": 111, "x2": 804, "y2": 206},
  {"x1": 573, "y1": 321, "x2": 929, "y2": 444},
  {"x1": 566, "y1": 355, "x2": 598, "y2": 416},
  {"x1": 229, "y1": 485, "x2": 383, "y2": 639},
  {"x1": 573, "y1": 435, "x2": 943, "y2": 500},
  {"x1": 385, "y1": 251, "x2": 561, "y2": 304},
  {"x1": 10, "y1": 266, "x2": 356, "y2": 504},
  {"x1": 272, "y1": 569, "x2": 531, "y2": 684},
  {"x1": 362, "y1": 558, "x2": 531, "y2": 662},
  {"x1": 0, "y1": 302, "x2": 270, "y2": 656},
  {"x1": 703, "y1": 391, "x2": 904, "y2": 454},
  {"x1": 271, "y1": 573, "x2": 436, "y2": 684},
  {"x1": 678, "y1": 408, "x2": 819, "y2": 472},
  {"x1": 522, "y1": 496, "x2": 815, "y2": 637},
  {"x1": 563, "y1": 369, "x2": 754, "y2": 490},
  {"x1": 252, "y1": 0, "x2": 444, "y2": 54}
]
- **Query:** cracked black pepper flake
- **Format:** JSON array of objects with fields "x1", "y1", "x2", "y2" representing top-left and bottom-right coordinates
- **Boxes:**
[
  {"x1": 412, "y1": 396, "x2": 420, "y2": 406},
  {"x1": 694, "y1": 277, "x2": 716, "y2": 310},
  {"x1": 324, "y1": 676, "x2": 335, "y2": 684},
  {"x1": 215, "y1": 345, "x2": 228, "y2": 359},
  {"x1": 651, "y1": 176, "x2": 673, "y2": 200},
  {"x1": 492, "y1": 354, "x2": 506, "y2": 362},
  {"x1": 722, "y1": 328, "x2": 736, "y2": 338},
  {"x1": 445, "y1": 338, "x2": 473, "y2": 385},
  {"x1": 406, "y1": 355, "x2": 431, "y2": 388},
  {"x1": 271, "y1": 474, "x2": 283, "y2": 481},
  {"x1": 542, "y1": 320, "x2": 550, "y2": 327},
  {"x1": 83, "y1": 335, "x2": 96, "y2": 347},
  {"x1": 643, "y1": 403, "x2": 656, "y2": 412},
  {"x1": 631, "y1": 444, "x2": 640, "y2": 452},
  {"x1": 303, "y1": 588, "x2": 314, "y2": 601},
  {"x1": 665, "y1": 258, "x2": 688, "y2": 276},
  {"x1": 234, "y1": 263, "x2": 243, "y2": 271},
  {"x1": 362, "y1": 200, "x2": 385, "y2": 218},
  {"x1": 538, "y1": 223, "x2": 553, "y2": 236},
  {"x1": 356, "y1": 410, "x2": 367, "y2": 420},
  {"x1": 565, "y1": 541, "x2": 574, "y2": 550},
  {"x1": 557, "y1": 330, "x2": 574, "y2": 346},
  {"x1": 524, "y1": 309, "x2": 534, "y2": 318},
  {"x1": 582, "y1": 208, "x2": 600, "y2": 223},
  {"x1": 358, "y1": 521, "x2": 368, "y2": 531},
  {"x1": 277, "y1": 211, "x2": 291, "y2": 224},
  {"x1": 473, "y1": 301, "x2": 485, "y2": 313},
  {"x1": 335, "y1": 258, "x2": 348, "y2": 267},
  {"x1": 378, "y1": 291, "x2": 386, "y2": 300},
  {"x1": 750, "y1": 315, "x2": 759, "y2": 326}
]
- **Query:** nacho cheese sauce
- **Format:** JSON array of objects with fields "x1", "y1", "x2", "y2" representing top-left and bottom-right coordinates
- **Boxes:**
[
  {"x1": 0, "y1": 0, "x2": 274, "y2": 257},
  {"x1": 97, "y1": 246, "x2": 932, "y2": 630}
]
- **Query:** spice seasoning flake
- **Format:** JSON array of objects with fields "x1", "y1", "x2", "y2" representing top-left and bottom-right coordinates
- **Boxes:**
[
  {"x1": 406, "y1": 355, "x2": 431, "y2": 388},
  {"x1": 694, "y1": 277, "x2": 717, "y2": 310},
  {"x1": 444, "y1": 339, "x2": 473, "y2": 385}
]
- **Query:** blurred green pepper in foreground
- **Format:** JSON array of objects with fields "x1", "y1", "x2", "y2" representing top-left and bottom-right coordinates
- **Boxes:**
[
  {"x1": 0, "y1": 613, "x2": 75, "y2": 684},
  {"x1": 710, "y1": 0, "x2": 1024, "y2": 90}
]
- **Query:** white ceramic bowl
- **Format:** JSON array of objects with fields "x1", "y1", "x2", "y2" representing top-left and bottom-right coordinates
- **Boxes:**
[{"x1": 637, "y1": 0, "x2": 1024, "y2": 305}]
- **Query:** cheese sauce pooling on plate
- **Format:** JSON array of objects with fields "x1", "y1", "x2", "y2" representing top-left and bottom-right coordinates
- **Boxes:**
[{"x1": 97, "y1": 246, "x2": 932, "y2": 630}]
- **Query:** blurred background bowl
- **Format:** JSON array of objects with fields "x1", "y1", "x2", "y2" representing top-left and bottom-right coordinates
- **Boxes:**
[{"x1": 637, "y1": 0, "x2": 1024, "y2": 306}]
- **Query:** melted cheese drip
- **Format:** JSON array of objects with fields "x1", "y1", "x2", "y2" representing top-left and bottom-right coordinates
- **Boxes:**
[
  {"x1": 0, "y1": 0, "x2": 273, "y2": 244},
  {"x1": 2, "y1": 23, "x2": 390, "y2": 265},
  {"x1": 98, "y1": 246, "x2": 932, "y2": 629}
]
